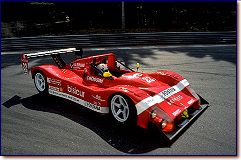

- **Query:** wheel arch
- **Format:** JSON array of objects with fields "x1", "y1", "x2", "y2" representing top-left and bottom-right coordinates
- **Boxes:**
[
  {"x1": 107, "y1": 91, "x2": 138, "y2": 126},
  {"x1": 106, "y1": 86, "x2": 151, "y2": 127},
  {"x1": 31, "y1": 65, "x2": 61, "y2": 79},
  {"x1": 107, "y1": 86, "x2": 146, "y2": 107},
  {"x1": 107, "y1": 92, "x2": 135, "y2": 108},
  {"x1": 32, "y1": 68, "x2": 44, "y2": 79},
  {"x1": 148, "y1": 71, "x2": 185, "y2": 86},
  {"x1": 33, "y1": 68, "x2": 49, "y2": 94}
]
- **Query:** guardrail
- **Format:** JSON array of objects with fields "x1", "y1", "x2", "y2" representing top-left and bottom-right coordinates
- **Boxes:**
[{"x1": 1, "y1": 31, "x2": 236, "y2": 51}]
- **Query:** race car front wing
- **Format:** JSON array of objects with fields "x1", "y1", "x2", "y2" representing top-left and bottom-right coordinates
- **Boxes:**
[{"x1": 163, "y1": 95, "x2": 209, "y2": 140}]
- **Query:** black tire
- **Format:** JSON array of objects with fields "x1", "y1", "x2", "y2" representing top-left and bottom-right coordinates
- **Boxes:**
[
  {"x1": 34, "y1": 71, "x2": 48, "y2": 95},
  {"x1": 109, "y1": 94, "x2": 137, "y2": 127}
]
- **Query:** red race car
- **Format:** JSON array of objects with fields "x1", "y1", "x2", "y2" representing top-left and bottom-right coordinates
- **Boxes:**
[{"x1": 21, "y1": 48, "x2": 209, "y2": 140}]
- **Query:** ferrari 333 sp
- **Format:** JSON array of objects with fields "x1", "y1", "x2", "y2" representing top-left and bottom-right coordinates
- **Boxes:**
[{"x1": 21, "y1": 48, "x2": 209, "y2": 140}]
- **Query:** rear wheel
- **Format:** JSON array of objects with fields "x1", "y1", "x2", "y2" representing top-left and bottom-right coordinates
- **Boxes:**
[
  {"x1": 110, "y1": 94, "x2": 137, "y2": 127},
  {"x1": 34, "y1": 71, "x2": 48, "y2": 95}
]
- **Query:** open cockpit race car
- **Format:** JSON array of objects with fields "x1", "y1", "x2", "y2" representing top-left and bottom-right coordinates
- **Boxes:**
[{"x1": 21, "y1": 48, "x2": 209, "y2": 140}]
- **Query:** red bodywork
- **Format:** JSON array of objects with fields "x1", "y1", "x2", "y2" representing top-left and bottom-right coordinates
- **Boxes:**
[{"x1": 25, "y1": 52, "x2": 208, "y2": 140}]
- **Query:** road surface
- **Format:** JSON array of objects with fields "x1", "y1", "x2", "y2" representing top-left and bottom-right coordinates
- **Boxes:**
[{"x1": 1, "y1": 44, "x2": 236, "y2": 155}]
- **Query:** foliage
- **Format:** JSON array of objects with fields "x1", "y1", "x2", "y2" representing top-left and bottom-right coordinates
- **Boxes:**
[{"x1": 1, "y1": 2, "x2": 236, "y2": 37}]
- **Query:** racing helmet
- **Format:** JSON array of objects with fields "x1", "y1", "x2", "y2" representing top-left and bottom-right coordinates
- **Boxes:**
[{"x1": 97, "y1": 63, "x2": 109, "y2": 72}]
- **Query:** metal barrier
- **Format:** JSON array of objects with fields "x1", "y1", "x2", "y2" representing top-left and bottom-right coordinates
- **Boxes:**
[{"x1": 1, "y1": 31, "x2": 236, "y2": 51}]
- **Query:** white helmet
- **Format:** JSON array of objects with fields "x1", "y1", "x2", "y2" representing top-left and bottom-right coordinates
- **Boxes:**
[{"x1": 97, "y1": 63, "x2": 108, "y2": 72}]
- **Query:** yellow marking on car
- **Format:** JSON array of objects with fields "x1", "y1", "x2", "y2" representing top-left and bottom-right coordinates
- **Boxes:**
[{"x1": 181, "y1": 109, "x2": 189, "y2": 118}]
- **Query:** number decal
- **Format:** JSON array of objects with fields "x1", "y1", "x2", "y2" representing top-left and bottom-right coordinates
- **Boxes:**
[{"x1": 21, "y1": 54, "x2": 29, "y2": 74}]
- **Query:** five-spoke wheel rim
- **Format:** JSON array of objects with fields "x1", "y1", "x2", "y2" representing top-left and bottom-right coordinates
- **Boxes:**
[
  {"x1": 111, "y1": 95, "x2": 129, "y2": 122},
  {"x1": 35, "y1": 73, "x2": 46, "y2": 92}
]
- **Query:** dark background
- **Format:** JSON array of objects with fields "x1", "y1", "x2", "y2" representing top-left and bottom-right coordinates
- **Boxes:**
[{"x1": 1, "y1": 2, "x2": 236, "y2": 37}]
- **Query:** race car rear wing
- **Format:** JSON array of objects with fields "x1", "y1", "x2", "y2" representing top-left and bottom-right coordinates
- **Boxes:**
[{"x1": 21, "y1": 48, "x2": 82, "y2": 74}]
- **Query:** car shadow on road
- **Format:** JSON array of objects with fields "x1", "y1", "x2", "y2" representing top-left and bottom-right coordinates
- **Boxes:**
[{"x1": 3, "y1": 94, "x2": 176, "y2": 154}]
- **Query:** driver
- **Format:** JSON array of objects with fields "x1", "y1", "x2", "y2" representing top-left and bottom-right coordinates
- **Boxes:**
[
  {"x1": 97, "y1": 63, "x2": 109, "y2": 72},
  {"x1": 97, "y1": 63, "x2": 112, "y2": 77}
]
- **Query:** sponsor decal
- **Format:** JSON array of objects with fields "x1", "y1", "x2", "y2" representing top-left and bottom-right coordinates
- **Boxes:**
[
  {"x1": 87, "y1": 76, "x2": 104, "y2": 83},
  {"x1": 67, "y1": 85, "x2": 85, "y2": 98},
  {"x1": 142, "y1": 76, "x2": 155, "y2": 83},
  {"x1": 145, "y1": 98, "x2": 155, "y2": 105},
  {"x1": 49, "y1": 85, "x2": 60, "y2": 91},
  {"x1": 47, "y1": 77, "x2": 61, "y2": 86},
  {"x1": 187, "y1": 99, "x2": 195, "y2": 105},
  {"x1": 172, "y1": 109, "x2": 182, "y2": 116},
  {"x1": 136, "y1": 79, "x2": 190, "y2": 115},
  {"x1": 134, "y1": 73, "x2": 143, "y2": 77},
  {"x1": 133, "y1": 74, "x2": 155, "y2": 83},
  {"x1": 167, "y1": 95, "x2": 183, "y2": 105},
  {"x1": 157, "y1": 71, "x2": 166, "y2": 75},
  {"x1": 59, "y1": 87, "x2": 64, "y2": 92},
  {"x1": 85, "y1": 102, "x2": 101, "y2": 111},
  {"x1": 48, "y1": 89, "x2": 109, "y2": 113},
  {"x1": 160, "y1": 88, "x2": 176, "y2": 97},
  {"x1": 90, "y1": 95, "x2": 105, "y2": 102},
  {"x1": 70, "y1": 63, "x2": 85, "y2": 70}
]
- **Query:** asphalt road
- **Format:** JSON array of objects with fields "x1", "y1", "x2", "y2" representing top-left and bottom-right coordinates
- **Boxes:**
[{"x1": 1, "y1": 44, "x2": 236, "y2": 155}]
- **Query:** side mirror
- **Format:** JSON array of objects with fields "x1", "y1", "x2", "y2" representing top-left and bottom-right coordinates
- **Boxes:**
[
  {"x1": 137, "y1": 63, "x2": 140, "y2": 72},
  {"x1": 103, "y1": 71, "x2": 112, "y2": 78}
]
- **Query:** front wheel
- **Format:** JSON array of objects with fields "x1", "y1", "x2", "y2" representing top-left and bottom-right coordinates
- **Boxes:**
[
  {"x1": 34, "y1": 71, "x2": 48, "y2": 95},
  {"x1": 110, "y1": 94, "x2": 137, "y2": 127}
]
